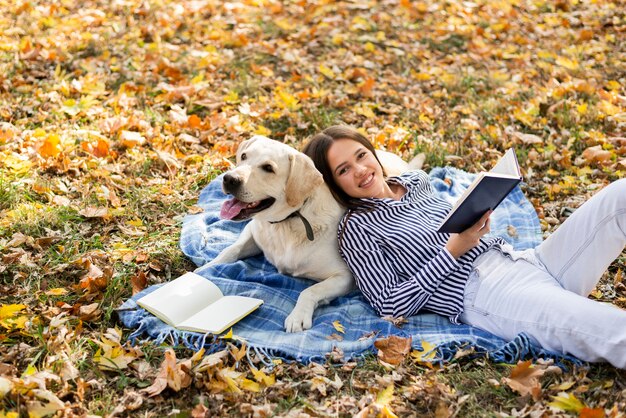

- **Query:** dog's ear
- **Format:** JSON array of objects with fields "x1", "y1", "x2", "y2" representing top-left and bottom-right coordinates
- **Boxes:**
[{"x1": 285, "y1": 153, "x2": 323, "y2": 207}]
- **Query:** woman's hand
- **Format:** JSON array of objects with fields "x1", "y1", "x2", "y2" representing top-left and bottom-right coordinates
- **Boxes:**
[{"x1": 445, "y1": 210, "x2": 492, "y2": 259}]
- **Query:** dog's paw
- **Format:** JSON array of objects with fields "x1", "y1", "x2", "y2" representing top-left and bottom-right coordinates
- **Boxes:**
[{"x1": 284, "y1": 308, "x2": 313, "y2": 333}]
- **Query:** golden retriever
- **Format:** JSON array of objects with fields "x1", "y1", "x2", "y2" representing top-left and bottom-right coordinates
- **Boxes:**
[{"x1": 209, "y1": 135, "x2": 411, "y2": 332}]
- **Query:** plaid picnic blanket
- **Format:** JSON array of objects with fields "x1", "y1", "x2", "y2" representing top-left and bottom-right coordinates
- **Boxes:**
[{"x1": 118, "y1": 168, "x2": 579, "y2": 366}]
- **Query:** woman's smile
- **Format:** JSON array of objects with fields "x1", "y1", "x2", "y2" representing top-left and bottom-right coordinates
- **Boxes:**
[{"x1": 359, "y1": 172, "x2": 375, "y2": 189}]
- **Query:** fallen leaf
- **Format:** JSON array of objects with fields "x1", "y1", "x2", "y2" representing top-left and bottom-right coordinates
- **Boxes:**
[
  {"x1": 580, "y1": 145, "x2": 612, "y2": 165},
  {"x1": 39, "y1": 134, "x2": 61, "y2": 158},
  {"x1": 79, "y1": 206, "x2": 109, "y2": 219},
  {"x1": 130, "y1": 270, "x2": 148, "y2": 295},
  {"x1": 26, "y1": 389, "x2": 65, "y2": 418},
  {"x1": 374, "y1": 335, "x2": 412, "y2": 366},
  {"x1": 411, "y1": 340, "x2": 438, "y2": 364},
  {"x1": 141, "y1": 348, "x2": 192, "y2": 397},
  {"x1": 503, "y1": 360, "x2": 561, "y2": 401},
  {"x1": 548, "y1": 392, "x2": 585, "y2": 413},
  {"x1": 332, "y1": 320, "x2": 345, "y2": 334}
]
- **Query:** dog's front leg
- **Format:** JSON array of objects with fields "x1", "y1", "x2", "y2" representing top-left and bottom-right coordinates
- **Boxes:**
[
  {"x1": 284, "y1": 273, "x2": 355, "y2": 333},
  {"x1": 208, "y1": 223, "x2": 261, "y2": 265}
]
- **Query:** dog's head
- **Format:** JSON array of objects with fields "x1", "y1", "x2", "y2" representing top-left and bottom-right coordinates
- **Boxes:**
[{"x1": 219, "y1": 135, "x2": 324, "y2": 222}]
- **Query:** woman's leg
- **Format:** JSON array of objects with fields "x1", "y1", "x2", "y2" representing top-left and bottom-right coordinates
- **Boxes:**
[
  {"x1": 462, "y1": 251, "x2": 626, "y2": 368},
  {"x1": 534, "y1": 178, "x2": 626, "y2": 296}
]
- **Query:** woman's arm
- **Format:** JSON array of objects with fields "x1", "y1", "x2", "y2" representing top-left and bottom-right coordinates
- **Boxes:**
[
  {"x1": 340, "y1": 223, "x2": 461, "y2": 318},
  {"x1": 445, "y1": 210, "x2": 492, "y2": 259}
]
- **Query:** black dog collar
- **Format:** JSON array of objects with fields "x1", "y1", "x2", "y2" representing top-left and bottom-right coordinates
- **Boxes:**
[{"x1": 270, "y1": 210, "x2": 315, "y2": 241}]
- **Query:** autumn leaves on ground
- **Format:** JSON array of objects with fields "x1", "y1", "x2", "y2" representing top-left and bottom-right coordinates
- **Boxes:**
[{"x1": 0, "y1": 0, "x2": 625, "y2": 416}]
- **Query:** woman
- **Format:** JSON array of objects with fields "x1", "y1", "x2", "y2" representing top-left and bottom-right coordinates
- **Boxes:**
[{"x1": 303, "y1": 125, "x2": 626, "y2": 368}]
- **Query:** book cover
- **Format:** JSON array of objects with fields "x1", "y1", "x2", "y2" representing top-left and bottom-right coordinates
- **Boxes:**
[
  {"x1": 438, "y1": 149, "x2": 522, "y2": 234},
  {"x1": 137, "y1": 272, "x2": 263, "y2": 334}
]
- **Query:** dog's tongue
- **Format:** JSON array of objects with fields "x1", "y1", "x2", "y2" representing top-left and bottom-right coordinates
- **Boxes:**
[{"x1": 220, "y1": 198, "x2": 247, "y2": 220}]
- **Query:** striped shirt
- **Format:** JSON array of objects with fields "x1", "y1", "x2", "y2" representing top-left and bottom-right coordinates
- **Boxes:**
[{"x1": 338, "y1": 170, "x2": 505, "y2": 324}]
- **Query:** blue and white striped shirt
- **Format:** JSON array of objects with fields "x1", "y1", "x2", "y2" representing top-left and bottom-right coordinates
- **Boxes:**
[{"x1": 338, "y1": 170, "x2": 505, "y2": 324}]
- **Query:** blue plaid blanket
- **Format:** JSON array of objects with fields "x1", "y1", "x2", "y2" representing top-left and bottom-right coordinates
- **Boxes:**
[{"x1": 118, "y1": 168, "x2": 579, "y2": 366}]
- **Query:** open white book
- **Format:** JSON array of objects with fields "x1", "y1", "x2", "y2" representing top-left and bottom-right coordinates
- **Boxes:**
[
  {"x1": 137, "y1": 272, "x2": 263, "y2": 334},
  {"x1": 438, "y1": 148, "x2": 522, "y2": 233}
]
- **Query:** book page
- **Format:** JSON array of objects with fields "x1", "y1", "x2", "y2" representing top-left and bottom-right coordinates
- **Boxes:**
[
  {"x1": 178, "y1": 295, "x2": 263, "y2": 334},
  {"x1": 137, "y1": 272, "x2": 224, "y2": 326},
  {"x1": 490, "y1": 148, "x2": 520, "y2": 177}
]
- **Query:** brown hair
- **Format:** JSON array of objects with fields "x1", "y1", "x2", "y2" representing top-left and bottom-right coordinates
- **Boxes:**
[{"x1": 302, "y1": 125, "x2": 387, "y2": 210}]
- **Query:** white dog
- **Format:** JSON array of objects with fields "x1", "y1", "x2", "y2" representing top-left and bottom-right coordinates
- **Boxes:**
[{"x1": 209, "y1": 135, "x2": 411, "y2": 332}]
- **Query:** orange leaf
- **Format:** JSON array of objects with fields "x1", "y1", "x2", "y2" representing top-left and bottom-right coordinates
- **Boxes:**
[
  {"x1": 131, "y1": 270, "x2": 148, "y2": 295},
  {"x1": 187, "y1": 114, "x2": 201, "y2": 128},
  {"x1": 579, "y1": 408, "x2": 605, "y2": 418},
  {"x1": 39, "y1": 134, "x2": 61, "y2": 158},
  {"x1": 81, "y1": 139, "x2": 110, "y2": 158},
  {"x1": 503, "y1": 360, "x2": 560, "y2": 401},
  {"x1": 374, "y1": 335, "x2": 412, "y2": 366},
  {"x1": 581, "y1": 145, "x2": 612, "y2": 165},
  {"x1": 359, "y1": 77, "x2": 376, "y2": 97}
]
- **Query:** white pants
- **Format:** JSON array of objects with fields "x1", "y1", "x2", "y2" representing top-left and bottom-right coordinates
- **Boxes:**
[{"x1": 460, "y1": 179, "x2": 626, "y2": 368}]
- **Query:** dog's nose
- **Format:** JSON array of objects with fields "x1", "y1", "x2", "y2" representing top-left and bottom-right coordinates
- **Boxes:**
[{"x1": 223, "y1": 173, "x2": 242, "y2": 193}]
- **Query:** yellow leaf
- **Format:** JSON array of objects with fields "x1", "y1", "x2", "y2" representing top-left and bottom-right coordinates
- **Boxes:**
[
  {"x1": 0, "y1": 304, "x2": 26, "y2": 320},
  {"x1": 230, "y1": 342, "x2": 247, "y2": 363},
  {"x1": 2, "y1": 154, "x2": 34, "y2": 174},
  {"x1": 514, "y1": 106, "x2": 538, "y2": 126},
  {"x1": 354, "y1": 103, "x2": 376, "y2": 119},
  {"x1": 606, "y1": 80, "x2": 621, "y2": 91},
  {"x1": 127, "y1": 218, "x2": 144, "y2": 227},
  {"x1": 379, "y1": 405, "x2": 399, "y2": 418},
  {"x1": 250, "y1": 367, "x2": 275, "y2": 386},
  {"x1": 548, "y1": 392, "x2": 585, "y2": 413},
  {"x1": 319, "y1": 64, "x2": 335, "y2": 79},
  {"x1": 32, "y1": 128, "x2": 47, "y2": 138},
  {"x1": 376, "y1": 384, "x2": 395, "y2": 406},
  {"x1": 253, "y1": 125, "x2": 271, "y2": 136},
  {"x1": 218, "y1": 367, "x2": 243, "y2": 393},
  {"x1": 412, "y1": 71, "x2": 431, "y2": 81},
  {"x1": 577, "y1": 103, "x2": 588, "y2": 114},
  {"x1": 274, "y1": 88, "x2": 300, "y2": 111},
  {"x1": 241, "y1": 378, "x2": 260, "y2": 392},
  {"x1": 332, "y1": 320, "x2": 345, "y2": 334},
  {"x1": 93, "y1": 333, "x2": 138, "y2": 371},
  {"x1": 598, "y1": 100, "x2": 621, "y2": 117},
  {"x1": 364, "y1": 41, "x2": 376, "y2": 52},
  {"x1": 556, "y1": 56, "x2": 579, "y2": 70},
  {"x1": 331, "y1": 34, "x2": 344, "y2": 45},
  {"x1": 411, "y1": 340, "x2": 437, "y2": 363},
  {"x1": 0, "y1": 304, "x2": 29, "y2": 330},
  {"x1": 46, "y1": 287, "x2": 68, "y2": 296},
  {"x1": 220, "y1": 328, "x2": 234, "y2": 339},
  {"x1": 224, "y1": 90, "x2": 239, "y2": 103},
  {"x1": 22, "y1": 364, "x2": 37, "y2": 377}
]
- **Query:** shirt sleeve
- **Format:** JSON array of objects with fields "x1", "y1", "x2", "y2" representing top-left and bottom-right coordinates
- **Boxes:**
[{"x1": 339, "y1": 221, "x2": 459, "y2": 318}]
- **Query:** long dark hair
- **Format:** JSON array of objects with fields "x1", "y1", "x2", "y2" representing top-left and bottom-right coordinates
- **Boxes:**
[{"x1": 302, "y1": 125, "x2": 387, "y2": 210}]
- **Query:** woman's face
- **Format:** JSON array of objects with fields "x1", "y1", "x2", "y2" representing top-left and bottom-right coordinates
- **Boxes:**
[{"x1": 327, "y1": 138, "x2": 386, "y2": 199}]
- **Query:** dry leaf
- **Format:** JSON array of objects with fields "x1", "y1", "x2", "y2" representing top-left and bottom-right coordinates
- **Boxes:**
[
  {"x1": 503, "y1": 360, "x2": 561, "y2": 401},
  {"x1": 374, "y1": 335, "x2": 412, "y2": 366},
  {"x1": 580, "y1": 145, "x2": 612, "y2": 165},
  {"x1": 141, "y1": 348, "x2": 192, "y2": 397},
  {"x1": 130, "y1": 270, "x2": 148, "y2": 295},
  {"x1": 79, "y1": 206, "x2": 109, "y2": 219}
]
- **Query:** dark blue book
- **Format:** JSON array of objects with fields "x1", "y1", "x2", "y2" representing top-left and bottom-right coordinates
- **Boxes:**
[{"x1": 438, "y1": 149, "x2": 522, "y2": 234}]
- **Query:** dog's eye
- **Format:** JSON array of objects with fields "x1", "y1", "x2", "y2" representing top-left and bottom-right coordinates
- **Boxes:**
[
  {"x1": 240, "y1": 153, "x2": 247, "y2": 161},
  {"x1": 261, "y1": 164, "x2": 274, "y2": 173}
]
